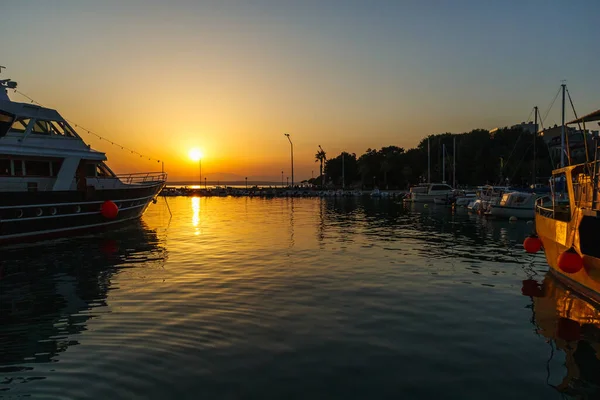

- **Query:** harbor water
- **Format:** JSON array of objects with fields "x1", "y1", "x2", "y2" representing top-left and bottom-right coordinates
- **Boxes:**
[{"x1": 1, "y1": 197, "x2": 597, "y2": 399}]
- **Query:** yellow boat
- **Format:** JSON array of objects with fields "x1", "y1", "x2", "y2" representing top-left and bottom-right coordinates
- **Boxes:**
[{"x1": 535, "y1": 107, "x2": 600, "y2": 303}]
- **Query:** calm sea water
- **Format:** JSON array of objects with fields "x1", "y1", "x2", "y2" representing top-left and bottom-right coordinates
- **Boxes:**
[{"x1": 1, "y1": 197, "x2": 598, "y2": 399}]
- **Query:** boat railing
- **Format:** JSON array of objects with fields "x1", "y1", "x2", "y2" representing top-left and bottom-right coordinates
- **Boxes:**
[
  {"x1": 535, "y1": 196, "x2": 571, "y2": 221},
  {"x1": 115, "y1": 172, "x2": 167, "y2": 185}
]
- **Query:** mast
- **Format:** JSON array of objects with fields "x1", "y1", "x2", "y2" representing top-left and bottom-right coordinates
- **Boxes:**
[
  {"x1": 561, "y1": 84, "x2": 566, "y2": 167},
  {"x1": 453, "y1": 137, "x2": 456, "y2": 188},
  {"x1": 342, "y1": 152, "x2": 345, "y2": 190},
  {"x1": 533, "y1": 106, "x2": 538, "y2": 186},
  {"x1": 427, "y1": 138, "x2": 431, "y2": 184},
  {"x1": 442, "y1": 143, "x2": 446, "y2": 183}
]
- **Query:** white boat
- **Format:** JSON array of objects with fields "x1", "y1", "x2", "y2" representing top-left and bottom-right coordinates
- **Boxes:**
[
  {"x1": 467, "y1": 185, "x2": 511, "y2": 213},
  {"x1": 454, "y1": 190, "x2": 477, "y2": 206},
  {"x1": 486, "y1": 191, "x2": 550, "y2": 219},
  {"x1": 409, "y1": 183, "x2": 453, "y2": 203},
  {"x1": 0, "y1": 69, "x2": 166, "y2": 244}
]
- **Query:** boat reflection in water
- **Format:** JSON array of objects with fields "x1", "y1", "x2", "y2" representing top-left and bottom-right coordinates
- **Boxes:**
[
  {"x1": 0, "y1": 221, "x2": 166, "y2": 369},
  {"x1": 524, "y1": 272, "x2": 600, "y2": 397}
]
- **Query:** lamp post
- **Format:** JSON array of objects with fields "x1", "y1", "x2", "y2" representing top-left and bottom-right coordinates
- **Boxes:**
[
  {"x1": 284, "y1": 133, "x2": 294, "y2": 187},
  {"x1": 287, "y1": 177, "x2": 289, "y2": 187},
  {"x1": 281, "y1": 170, "x2": 284, "y2": 187},
  {"x1": 245, "y1": 177, "x2": 248, "y2": 189},
  {"x1": 204, "y1": 177, "x2": 207, "y2": 189}
]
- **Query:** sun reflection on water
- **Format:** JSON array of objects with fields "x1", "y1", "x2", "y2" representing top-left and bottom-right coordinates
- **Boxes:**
[{"x1": 191, "y1": 197, "x2": 200, "y2": 233}]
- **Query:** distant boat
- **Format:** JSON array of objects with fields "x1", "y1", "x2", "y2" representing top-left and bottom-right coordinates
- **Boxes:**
[
  {"x1": 467, "y1": 185, "x2": 512, "y2": 213},
  {"x1": 0, "y1": 70, "x2": 166, "y2": 244},
  {"x1": 408, "y1": 183, "x2": 454, "y2": 203},
  {"x1": 486, "y1": 191, "x2": 550, "y2": 219}
]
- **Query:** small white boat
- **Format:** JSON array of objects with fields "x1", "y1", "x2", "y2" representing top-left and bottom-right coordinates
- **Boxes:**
[
  {"x1": 486, "y1": 191, "x2": 550, "y2": 219},
  {"x1": 408, "y1": 183, "x2": 453, "y2": 203},
  {"x1": 454, "y1": 190, "x2": 477, "y2": 207},
  {"x1": 467, "y1": 185, "x2": 511, "y2": 213}
]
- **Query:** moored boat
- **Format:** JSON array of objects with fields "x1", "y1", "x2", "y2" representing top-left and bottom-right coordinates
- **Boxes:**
[
  {"x1": 408, "y1": 183, "x2": 453, "y2": 203},
  {"x1": 0, "y1": 70, "x2": 166, "y2": 244},
  {"x1": 487, "y1": 191, "x2": 550, "y2": 219},
  {"x1": 534, "y1": 105, "x2": 600, "y2": 303}
]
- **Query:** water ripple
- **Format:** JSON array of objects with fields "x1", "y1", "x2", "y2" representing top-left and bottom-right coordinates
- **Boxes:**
[{"x1": 0, "y1": 197, "x2": 586, "y2": 399}]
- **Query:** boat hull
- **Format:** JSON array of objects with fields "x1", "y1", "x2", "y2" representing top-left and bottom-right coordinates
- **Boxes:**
[
  {"x1": 0, "y1": 182, "x2": 164, "y2": 244},
  {"x1": 487, "y1": 205, "x2": 534, "y2": 219},
  {"x1": 410, "y1": 193, "x2": 449, "y2": 203},
  {"x1": 536, "y1": 210, "x2": 600, "y2": 304}
]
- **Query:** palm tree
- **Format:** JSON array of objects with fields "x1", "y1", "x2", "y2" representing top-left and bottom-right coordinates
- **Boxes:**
[{"x1": 315, "y1": 147, "x2": 327, "y2": 188}]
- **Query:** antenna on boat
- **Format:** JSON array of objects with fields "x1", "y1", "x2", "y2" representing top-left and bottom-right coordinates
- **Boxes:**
[{"x1": 0, "y1": 67, "x2": 17, "y2": 102}]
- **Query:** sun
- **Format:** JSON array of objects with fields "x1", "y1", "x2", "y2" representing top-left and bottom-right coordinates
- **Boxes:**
[{"x1": 189, "y1": 148, "x2": 203, "y2": 162}]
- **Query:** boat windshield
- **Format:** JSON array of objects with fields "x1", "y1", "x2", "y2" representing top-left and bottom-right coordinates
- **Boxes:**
[{"x1": 0, "y1": 110, "x2": 14, "y2": 137}]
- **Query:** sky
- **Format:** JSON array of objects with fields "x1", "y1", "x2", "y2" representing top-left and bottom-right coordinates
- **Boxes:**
[{"x1": 2, "y1": 0, "x2": 600, "y2": 182}]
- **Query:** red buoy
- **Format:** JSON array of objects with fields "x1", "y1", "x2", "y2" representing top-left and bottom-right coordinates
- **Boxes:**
[
  {"x1": 556, "y1": 317, "x2": 581, "y2": 342},
  {"x1": 521, "y1": 279, "x2": 543, "y2": 297},
  {"x1": 557, "y1": 247, "x2": 583, "y2": 274},
  {"x1": 101, "y1": 200, "x2": 119, "y2": 219},
  {"x1": 523, "y1": 234, "x2": 543, "y2": 253}
]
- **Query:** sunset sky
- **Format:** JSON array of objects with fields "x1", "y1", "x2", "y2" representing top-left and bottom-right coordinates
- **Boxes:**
[{"x1": 3, "y1": 0, "x2": 599, "y2": 182}]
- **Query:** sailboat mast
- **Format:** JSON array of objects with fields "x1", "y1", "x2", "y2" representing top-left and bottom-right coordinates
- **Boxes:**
[
  {"x1": 533, "y1": 106, "x2": 538, "y2": 186},
  {"x1": 427, "y1": 138, "x2": 431, "y2": 184},
  {"x1": 342, "y1": 152, "x2": 345, "y2": 190},
  {"x1": 442, "y1": 143, "x2": 446, "y2": 183},
  {"x1": 453, "y1": 137, "x2": 456, "y2": 188},
  {"x1": 561, "y1": 84, "x2": 566, "y2": 168}
]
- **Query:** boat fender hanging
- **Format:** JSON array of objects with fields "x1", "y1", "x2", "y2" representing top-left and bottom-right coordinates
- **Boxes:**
[
  {"x1": 557, "y1": 247, "x2": 583, "y2": 274},
  {"x1": 101, "y1": 200, "x2": 119, "y2": 219},
  {"x1": 523, "y1": 234, "x2": 543, "y2": 254}
]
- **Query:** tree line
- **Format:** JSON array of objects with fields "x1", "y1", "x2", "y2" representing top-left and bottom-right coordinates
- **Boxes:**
[{"x1": 306, "y1": 127, "x2": 554, "y2": 189}]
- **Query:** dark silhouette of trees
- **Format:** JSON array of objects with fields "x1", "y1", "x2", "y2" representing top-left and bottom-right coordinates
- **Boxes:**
[{"x1": 319, "y1": 127, "x2": 552, "y2": 189}]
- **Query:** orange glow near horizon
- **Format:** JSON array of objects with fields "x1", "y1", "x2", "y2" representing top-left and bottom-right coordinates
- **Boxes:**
[{"x1": 5, "y1": 3, "x2": 597, "y2": 182}]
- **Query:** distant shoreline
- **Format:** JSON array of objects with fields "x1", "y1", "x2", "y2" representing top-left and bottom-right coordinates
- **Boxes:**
[{"x1": 167, "y1": 181, "x2": 284, "y2": 186}]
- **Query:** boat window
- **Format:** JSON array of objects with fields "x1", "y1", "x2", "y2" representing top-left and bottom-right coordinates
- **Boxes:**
[
  {"x1": 550, "y1": 173, "x2": 569, "y2": 202},
  {"x1": 0, "y1": 111, "x2": 15, "y2": 136},
  {"x1": 9, "y1": 117, "x2": 29, "y2": 133},
  {"x1": 61, "y1": 121, "x2": 78, "y2": 138},
  {"x1": 13, "y1": 160, "x2": 23, "y2": 176},
  {"x1": 51, "y1": 160, "x2": 63, "y2": 177},
  {"x1": 97, "y1": 163, "x2": 113, "y2": 177},
  {"x1": 0, "y1": 159, "x2": 10, "y2": 175},
  {"x1": 86, "y1": 163, "x2": 97, "y2": 177},
  {"x1": 31, "y1": 120, "x2": 51, "y2": 135},
  {"x1": 47, "y1": 121, "x2": 75, "y2": 137},
  {"x1": 25, "y1": 160, "x2": 51, "y2": 176}
]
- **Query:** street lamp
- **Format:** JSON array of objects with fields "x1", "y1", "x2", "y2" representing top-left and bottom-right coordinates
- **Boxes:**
[
  {"x1": 284, "y1": 133, "x2": 294, "y2": 187},
  {"x1": 245, "y1": 177, "x2": 248, "y2": 189},
  {"x1": 281, "y1": 170, "x2": 284, "y2": 188},
  {"x1": 287, "y1": 176, "x2": 289, "y2": 187}
]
